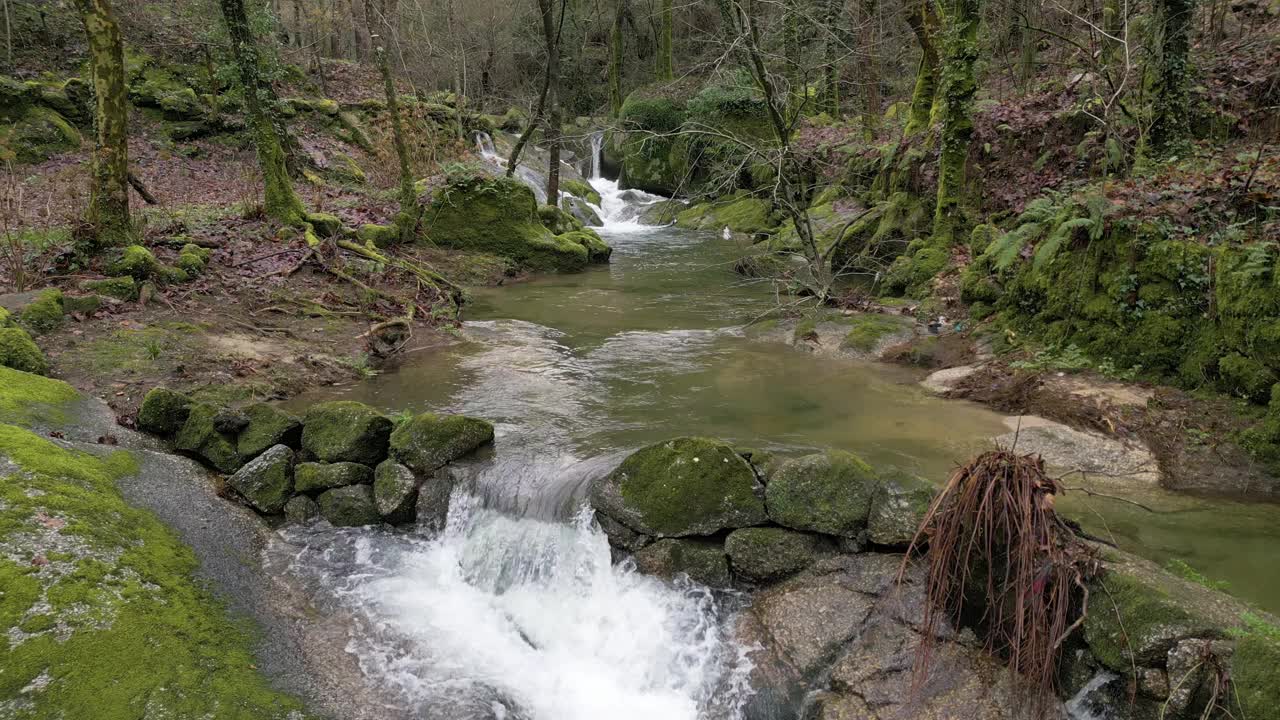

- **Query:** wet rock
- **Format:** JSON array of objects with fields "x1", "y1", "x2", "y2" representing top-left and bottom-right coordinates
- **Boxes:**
[
  {"x1": 921, "y1": 364, "x2": 979, "y2": 394},
  {"x1": 139, "y1": 387, "x2": 194, "y2": 438},
  {"x1": 227, "y1": 444, "x2": 294, "y2": 514},
  {"x1": 590, "y1": 437, "x2": 767, "y2": 538},
  {"x1": 633, "y1": 538, "x2": 731, "y2": 588},
  {"x1": 595, "y1": 512, "x2": 651, "y2": 551},
  {"x1": 294, "y1": 461, "x2": 374, "y2": 494},
  {"x1": 301, "y1": 401, "x2": 393, "y2": 465},
  {"x1": 388, "y1": 412, "x2": 494, "y2": 474},
  {"x1": 373, "y1": 460, "x2": 420, "y2": 524},
  {"x1": 414, "y1": 467, "x2": 457, "y2": 533},
  {"x1": 212, "y1": 408, "x2": 250, "y2": 435},
  {"x1": 236, "y1": 403, "x2": 302, "y2": 459},
  {"x1": 174, "y1": 403, "x2": 244, "y2": 473},
  {"x1": 284, "y1": 494, "x2": 320, "y2": 523},
  {"x1": 995, "y1": 415, "x2": 1159, "y2": 486},
  {"x1": 725, "y1": 527, "x2": 827, "y2": 583},
  {"x1": 866, "y1": 469, "x2": 936, "y2": 547},
  {"x1": 317, "y1": 485, "x2": 381, "y2": 527},
  {"x1": 765, "y1": 451, "x2": 881, "y2": 538}
]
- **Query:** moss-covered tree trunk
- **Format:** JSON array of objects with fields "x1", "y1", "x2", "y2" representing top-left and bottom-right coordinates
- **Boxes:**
[
  {"x1": 609, "y1": 0, "x2": 625, "y2": 115},
  {"x1": 903, "y1": 0, "x2": 940, "y2": 135},
  {"x1": 657, "y1": 0, "x2": 673, "y2": 81},
  {"x1": 219, "y1": 0, "x2": 307, "y2": 226},
  {"x1": 822, "y1": 0, "x2": 843, "y2": 117},
  {"x1": 366, "y1": 0, "x2": 416, "y2": 242},
  {"x1": 931, "y1": 0, "x2": 980, "y2": 246},
  {"x1": 72, "y1": 0, "x2": 131, "y2": 249},
  {"x1": 1150, "y1": 0, "x2": 1194, "y2": 156},
  {"x1": 858, "y1": 0, "x2": 880, "y2": 133},
  {"x1": 539, "y1": 0, "x2": 562, "y2": 202}
]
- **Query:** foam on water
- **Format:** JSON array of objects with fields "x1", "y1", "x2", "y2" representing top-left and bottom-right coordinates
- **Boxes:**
[{"x1": 271, "y1": 498, "x2": 754, "y2": 720}]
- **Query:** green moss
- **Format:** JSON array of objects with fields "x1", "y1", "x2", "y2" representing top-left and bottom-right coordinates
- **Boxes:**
[
  {"x1": 19, "y1": 289, "x2": 64, "y2": 335},
  {"x1": 0, "y1": 327, "x2": 49, "y2": 374},
  {"x1": 61, "y1": 293, "x2": 101, "y2": 315},
  {"x1": 236, "y1": 403, "x2": 302, "y2": 459},
  {"x1": 1, "y1": 106, "x2": 81, "y2": 163},
  {"x1": 174, "y1": 403, "x2": 244, "y2": 474},
  {"x1": 866, "y1": 468, "x2": 936, "y2": 546},
  {"x1": 388, "y1": 413, "x2": 494, "y2": 474},
  {"x1": 561, "y1": 179, "x2": 602, "y2": 206},
  {"x1": 633, "y1": 539, "x2": 731, "y2": 587},
  {"x1": 107, "y1": 245, "x2": 159, "y2": 280},
  {"x1": 539, "y1": 204, "x2": 584, "y2": 235},
  {"x1": 317, "y1": 485, "x2": 380, "y2": 527},
  {"x1": 1083, "y1": 567, "x2": 1223, "y2": 671},
  {"x1": 840, "y1": 314, "x2": 913, "y2": 352},
  {"x1": 176, "y1": 244, "x2": 210, "y2": 276},
  {"x1": 558, "y1": 230, "x2": 612, "y2": 263},
  {"x1": 306, "y1": 212, "x2": 342, "y2": 238},
  {"x1": 677, "y1": 196, "x2": 777, "y2": 236},
  {"x1": 301, "y1": 401, "x2": 392, "y2": 465},
  {"x1": 0, "y1": 424, "x2": 304, "y2": 718},
  {"x1": 136, "y1": 387, "x2": 193, "y2": 436},
  {"x1": 1219, "y1": 352, "x2": 1276, "y2": 403},
  {"x1": 0, "y1": 366, "x2": 78, "y2": 426},
  {"x1": 1231, "y1": 615, "x2": 1280, "y2": 718},
  {"x1": 80, "y1": 276, "x2": 138, "y2": 301},
  {"x1": 724, "y1": 527, "x2": 823, "y2": 582},
  {"x1": 358, "y1": 223, "x2": 400, "y2": 248},
  {"x1": 294, "y1": 461, "x2": 373, "y2": 494},
  {"x1": 765, "y1": 451, "x2": 881, "y2": 537}
]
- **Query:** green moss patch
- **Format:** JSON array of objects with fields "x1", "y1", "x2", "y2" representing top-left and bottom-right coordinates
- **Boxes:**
[
  {"x1": 0, "y1": 327, "x2": 48, "y2": 375},
  {"x1": 0, "y1": 366, "x2": 79, "y2": 426},
  {"x1": 840, "y1": 314, "x2": 914, "y2": 352}
]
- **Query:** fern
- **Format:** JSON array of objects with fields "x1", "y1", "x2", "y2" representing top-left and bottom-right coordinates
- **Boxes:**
[{"x1": 1034, "y1": 217, "x2": 1095, "y2": 271}]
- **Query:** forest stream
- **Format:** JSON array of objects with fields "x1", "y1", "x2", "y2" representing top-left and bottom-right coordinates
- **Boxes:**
[{"x1": 262, "y1": 175, "x2": 1280, "y2": 720}]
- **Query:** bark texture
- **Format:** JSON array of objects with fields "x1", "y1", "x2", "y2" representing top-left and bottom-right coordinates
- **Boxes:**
[{"x1": 73, "y1": 0, "x2": 131, "y2": 249}]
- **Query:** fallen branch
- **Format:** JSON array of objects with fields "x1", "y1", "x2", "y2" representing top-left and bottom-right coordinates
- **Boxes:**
[{"x1": 128, "y1": 171, "x2": 158, "y2": 205}]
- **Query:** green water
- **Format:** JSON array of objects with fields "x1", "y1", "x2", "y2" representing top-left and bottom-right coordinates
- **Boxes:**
[{"x1": 295, "y1": 224, "x2": 1280, "y2": 613}]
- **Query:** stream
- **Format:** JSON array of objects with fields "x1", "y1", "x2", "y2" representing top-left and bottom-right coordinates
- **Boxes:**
[{"x1": 269, "y1": 165, "x2": 1280, "y2": 720}]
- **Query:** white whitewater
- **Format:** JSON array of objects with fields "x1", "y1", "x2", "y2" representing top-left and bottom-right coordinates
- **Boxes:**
[
  {"x1": 585, "y1": 131, "x2": 675, "y2": 233},
  {"x1": 271, "y1": 497, "x2": 753, "y2": 720},
  {"x1": 475, "y1": 132, "x2": 551, "y2": 205}
]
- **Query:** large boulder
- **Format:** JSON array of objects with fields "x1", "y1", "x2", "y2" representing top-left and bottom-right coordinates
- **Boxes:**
[
  {"x1": 0, "y1": 327, "x2": 48, "y2": 375},
  {"x1": 301, "y1": 401, "x2": 392, "y2": 465},
  {"x1": 633, "y1": 539, "x2": 731, "y2": 588},
  {"x1": 227, "y1": 444, "x2": 294, "y2": 514},
  {"x1": 138, "y1": 387, "x2": 194, "y2": 436},
  {"x1": 284, "y1": 494, "x2": 321, "y2": 523},
  {"x1": 866, "y1": 469, "x2": 936, "y2": 547},
  {"x1": 294, "y1": 461, "x2": 373, "y2": 494},
  {"x1": 590, "y1": 437, "x2": 767, "y2": 537},
  {"x1": 373, "y1": 460, "x2": 420, "y2": 524},
  {"x1": 317, "y1": 485, "x2": 381, "y2": 527},
  {"x1": 388, "y1": 413, "x2": 495, "y2": 474},
  {"x1": 174, "y1": 403, "x2": 244, "y2": 473},
  {"x1": 725, "y1": 527, "x2": 827, "y2": 583},
  {"x1": 236, "y1": 403, "x2": 302, "y2": 459},
  {"x1": 765, "y1": 451, "x2": 882, "y2": 538}
]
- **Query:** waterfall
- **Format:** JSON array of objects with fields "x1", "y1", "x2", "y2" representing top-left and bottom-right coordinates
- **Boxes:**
[
  {"x1": 590, "y1": 131, "x2": 604, "y2": 180},
  {"x1": 474, "y1": 131, "x2": 550, "y2": 205}
]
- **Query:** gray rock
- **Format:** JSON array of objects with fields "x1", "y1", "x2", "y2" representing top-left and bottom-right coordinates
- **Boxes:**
[
  {"x1": 414, "y1": 467, "x2": 456, "y2": 533},
  {"x1": 725, "y1": 527, "x2": 827, "y2": 583},
  {"x1": 388, "y1": 412, "x2": 495, "y2": 473},
  {"x1": 174, "y1": 403, "x2": 244, "y2": 473},
  {"x1": 633, "y1": 538, "x2": 731, "y2": 588},
  {"x1": 866, "y1": 469, "x2": 936, "y2": 547},
  {"x1": 137, "y1": 387, "x2": 193, "y2": 436},
  {"x1": 301, "y1": 401, "x2": 393, "y2": 465},
  {"x1": 212, "y1": 408, "x2": 250, "y2": 435},
  {"x1": 227, "y1": 444, "x2": 294, "y2": 514},
  {"x1": 236, "y1": 403, "x2": 302, "y2": 459},
  {"x1": 317, "y1": 485, "x2": 381, "y2": 527},
  {"x1": 765, "y1": 451, "x2": 881, "y2": 538},
  {"x1": 596, "y1": 512, "x2": 652, "y2": 551},
  {"x1": 373, "y1": 460, "x2": 420, "y2": 524},
  {"x1": 294, "y1": 461, "x2": 374, "y2": 494},
  {"x1": 284, "y1": 494, "x2": 320, "y2": 523}
]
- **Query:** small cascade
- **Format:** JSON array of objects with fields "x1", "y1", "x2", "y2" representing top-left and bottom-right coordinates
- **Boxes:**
[
  {"x1": 590, "y1": 131, "x2": 604, "y2": 180},
  {"x1": 474, "y1": 131, "x2": 550, "y2": 205},
  {"x1": 1064, "y1": 670, "x2": 1119, "y2": 720}
]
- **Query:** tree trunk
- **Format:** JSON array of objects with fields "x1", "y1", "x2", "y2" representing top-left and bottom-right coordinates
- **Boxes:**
[
  {"x1": 784, "y1": 0, "x2": 802, "y2": 115},
  {"x1": 931, "y1": 0, "x2": 980, "y2": 246},
  {"x1": 903, "y1": 0, "x2": 940, "y2": 135},
  {"x1": 220, "y1": 0, "x2": 307, "y2": 225},
  {"x1": 72, "y1": 0, "x2": 132, "y2": 249},
  {"x1": 539, "y1": 0, "x2": 562, "y2": 203},
  {"x1": 657, "y1": 0, "x2": 673, "y2": 80},
  {"x1": 366, "y1": 0, "x2": 416, "y2": 241},
  {"x1": 859, "y1": 0, "x2": 881, "y2": 133},
  {"x1": 1150, "y1": 0, "x2": 1194, "y2": 156},
  {"x1": 823, "y1": 0, "x2": 843, "y2": 117},
  {"x1": 608, "y1": 0, "x2": 625, "y2": 115}
]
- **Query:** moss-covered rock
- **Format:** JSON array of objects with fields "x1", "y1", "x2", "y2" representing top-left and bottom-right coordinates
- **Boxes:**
[
  {"x1": 633, "y1": 538, "x2": 731, "y2": 587},
  {"x1": 424, "y1": 174, "x2": 606, "y2": 272},
  {"x1": 840, "y1": 313, "x2": 915, "y2": 353},
  {"x1": 561, "y1": 178, "x2": 602, "y2": 205},
  {"x1": 590, "y1": 437, "x2": 767, "y2": 537},
  {"x1": 0, "y1": 365, "x2": 79, "y2": 426},
  {"x1": 1, "y1": 106, "x2": 81, "y2": 163},
  {"x1": 559, "y1": 229, "x2": 613, "y2": 263},
  {"x1": 358, "y1": 223, "x2": 400, "y2": 248},
  {"x1": 80, "y1": 276, "x2": 138, "y2": 301},
  {"x1": 19, "y1": 288, "x2": 64, "y2": 335},
  {"x1": 317, "y1": 484, "x2": 381, "y2": 527},
  {"x1": 725, "y1": 527, "x2": 826, "y2": 582},
  {"x1": 284, "y1": 494, "x2": 321, "y2": 523},
  {"x1": 107, "y1": 245, "x2": 159, "y2": 280},
  {"x1": 293, "y1": 461, "x2": 374, "y2": 494},
  {"x1": 174, "y1": 403, "x2": 244, "y2": 473},
  {"x1": 373, "y1": 460, "x2": 420, "y2": 524},
  {"x1": 176, "y1": 243, "x2": 211, "y2": 275},
  {"x1": 676, "y1": 195, "x2": 777, "y2": 237},
  {"x1": 539, "y1": 203, "x2": 584, "y2": 235},
  {"x1": 227, "y1": 444, "x2": 294, "y2": 514},
  {"x1": 866, "y1": 469, "x2": 936, "y2": 546},
  {"x1": 0, "y1": 326, "x2": 48, "y2": 374},
  {"x1": 765, "y1": 451, "x2": 882, "y2": 537},
  {"x1": 137, "y1": 387, "x2": 193, "y2": 436},
  {"x1": 301, "y1": 400, "x2": 393, "y2": 465},
  {"x1": 388, "y1": 412, "x2": 494, "y2": 474},
  {"x1": 236, "y1": 403, "x2": 302, "y2": 459},
  {"x1": 61, "y1": 293, "x2": 101, "y2": 315}
]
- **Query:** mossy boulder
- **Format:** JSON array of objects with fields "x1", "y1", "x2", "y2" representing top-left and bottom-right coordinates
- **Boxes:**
[
  {"x1": 590, "y1": 437, "x2": 767, "y2": 537},
  {"x1": 317, "y1": 484, "x2": 381, "y2": 527},
  {"x1": 633, "y1": 538, "x2": 731, "y2": 588},
  {"x1": 373, "y1": 460, "x2": 420, "y2": 524},
  {"x1": 358, "y1": 223, "x2": 400, "y2": 248},
  {"x1": 176, "y1": 243, "x2": 211, "y2": 275},
  {"x1": 725, "y1": 527, "x2": 826, "y2": 582},
  {"x1": 306, "y1": 212, "x2": 342, "y2": 238},
  {"x1": 388, "y1": 412, "x2": 494, "y2": 474},
  {"x1": 424, "y1": 174, "x2": 607, "y2": 272},
  {"x1": 62, "y1": 293, "x2": 101, "y2": 315},
  {"x1": 137, "y1": 387, "x2": 193, "y2": 436},
  {"x1": 236, "y1": 403, "x2": 302, "y2": 459},
  {"x1": 866, "y1": 469, "x2": 936, "y2": 546},
  {"x1": 840, "y1": 314, "x2": 915, "y2": 353},
  {"x1": 293, "y1": 461, "x2": 374, "y2": 494},
  {"x1": 559, "y1": 229, "x2": 612, "y2": 263},
  {"x1": 107, "y1": 245, "x2": 159, "y2": 280},
  {"x1": 676, "y1": 195, "x2": 777, "y2": 237},
  {"x1": 539, "y1": 204, "x2": 583, "y2": 235},
  {"x1": 80, "y1": 276, "x2": 138, "y2": 301},
  {"x1": 174, "y1": 403, "x2": 244, "y2": 473},
  {"x1": 0, "y1": 327, "x2": 48, "y2": 374},
  {"x1": 227, "y1": 444, "x2": 294, "y2": 514},
  {"x1": 561, "y1": 178, "x2": 602, "y2": 205},
  {"x1": 301, "y1": 401, "x2": 393, "y2": 465},
  {"x1": 284, "y1": 494, "x2": 321, "y2": 523},
  {"x1": 19, "y1": 288, "x2": 64, "y2": 335},
  {"x1": 2, "y1": 106, "x2": 81, "y2": 163},
  {"x1": 765, "y1": 451, "x2": 882, "y2": 537}
]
